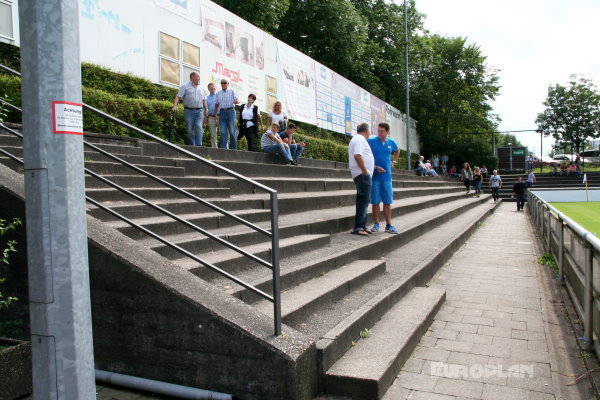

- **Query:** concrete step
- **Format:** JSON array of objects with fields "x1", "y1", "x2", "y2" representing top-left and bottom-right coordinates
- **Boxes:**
[
  {"x1": 85, "y1": 160, "x2": 186, "y2": 177},
  {"x1": 101, "y1": 208, "x2": 271, "y2": 238},
  {"x1": 131, "y1": 191, "x2": 478, "y2": 259},
  {"x1": 324, "y1": 287, "x2": 446, "y2": 400},
  {"x1": 85, "y1": 186, "x2": 232, "y2": 202},
  {"x1": 87, "y1": 186, "x2": 466, "y2": 222},
  {"x1": 222, "y1": 195, "x2": 494, "y2": 303},
  {"x1": 254, "y1": 260, "x2": 386, "y2": 325},
  {"x1": 175, "y1": 233, "x2": 331, "y2": 279}
]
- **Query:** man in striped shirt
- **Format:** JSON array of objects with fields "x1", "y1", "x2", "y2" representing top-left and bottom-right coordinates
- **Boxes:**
[{"x1": 214, "y1": 79, "x2": 240, "y2": 149}]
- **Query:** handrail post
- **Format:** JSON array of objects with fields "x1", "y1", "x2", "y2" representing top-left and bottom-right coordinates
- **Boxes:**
[
  {"x1": 546, "y1": 208, "x2": 552, "y2": 252},
  {"x1": 582, "y1": 241, "x2": 594, "y2": 350},
  {"x1": 270, "y1": 191, "x2": 282, "y2": 336},
  {"x1": 558, "y1": 219, "x2": 565, "y2": 284}
]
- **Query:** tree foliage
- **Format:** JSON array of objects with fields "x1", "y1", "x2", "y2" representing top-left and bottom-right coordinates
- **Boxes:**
[
  {"x1": 276, "y1": 0, "x2": 368, "y2": 80},
  {"x1": 211, "y1": 0, "x2": 291, "y2": 33},
  {"x1": 536, "y1": 75, "x2": 600, "y2": 153}
]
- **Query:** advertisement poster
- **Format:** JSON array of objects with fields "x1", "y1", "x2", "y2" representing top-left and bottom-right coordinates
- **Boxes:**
[
  {"x1": 276, "y1": 41, "x2": 317, "y2": 125},
  {"x1": 316, "y1": 63, "x2": 345, "y2": 133},
  {"x1": 200, "y1": 1, "x2": 277, "y2": 111}
]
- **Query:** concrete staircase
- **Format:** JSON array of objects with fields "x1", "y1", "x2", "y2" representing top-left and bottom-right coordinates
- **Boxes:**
[
  {"x1": 495, "y1": 171, "x2": 600, "y2": 200},
  {"x1": 0, "y1": 126, "x2": 500, "y2": 400}
]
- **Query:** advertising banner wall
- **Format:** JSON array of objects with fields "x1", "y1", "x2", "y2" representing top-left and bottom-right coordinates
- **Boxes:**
[
  {"x1": 276, "y1": 41, "x2": 317, "y2": 125},
  {"x1": 71, "y1": 0, "x2": 418, "y2": 149}
]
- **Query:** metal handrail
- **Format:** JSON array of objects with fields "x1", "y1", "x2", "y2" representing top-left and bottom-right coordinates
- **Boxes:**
[
  {"x1": 0, "y1": 143, "x2": 274, "y2": 302},
  {"x1": 527, "y1": 190, "x2": 599, "y2": 354},
  {"x1": 0, "y1": 69, "x2": 282, "y2": 335}
]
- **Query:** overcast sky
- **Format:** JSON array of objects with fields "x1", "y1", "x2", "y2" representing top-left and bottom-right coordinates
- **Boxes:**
[{"x1": 413, "y1": 0, "x2": 600, "y2": 156}]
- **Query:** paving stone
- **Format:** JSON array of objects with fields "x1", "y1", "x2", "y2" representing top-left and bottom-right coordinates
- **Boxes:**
[
  {"x1": 413, "y1": 346, "x2": 452, "y2": 362},
  {"x1": 493, "y1": 318, "x2": 527, "y2": 330},
  {"x1": 426, "y1": 327, "x2": 460, "y2": 340},
  {"x1": 435, "y1": 339, "x2": 474, "y2": 353},
  {"x1": 434, "y1": 377, "x2": 484, "y2": 399},
  {"x1": 477, "y1": 325, "x2": 513, "y2": 339},
  {"x1": 513, "y1": 329, "x2": 546, "y2": 341},
  {"x1": 481, "y1": 383, "x2": 530, "y2": 400},
  {"x1": 456, "y1": 332, "x2": 494, "y2": 345},
  {"x1": 402, "y1": 357, "x2": 426, "y2": 373},
  {"x1": 445, "y1": 322, "x2": 480, "y2": 334},
  {"x1": 395, "y1": 371, "x2": 439, "y2": 391},
  {"x1": 491, "y1": 336, "x2": 529, "y2": 351},
  {"x1": 462, "y1": 315, "x2": 494, "y2": 327},
  {"x1": 506, "y1": 375, "x2": 554, "y2": 394}
]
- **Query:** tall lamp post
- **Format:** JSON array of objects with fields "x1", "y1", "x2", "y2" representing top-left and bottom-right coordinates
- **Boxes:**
[{"x1": 404, "y1": 0, "x2": 411, "y2": 170}]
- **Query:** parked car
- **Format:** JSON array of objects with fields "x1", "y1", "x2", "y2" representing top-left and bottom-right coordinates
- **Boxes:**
[
  {"x1": 553, "y1": 154, "x2": 575, "y2": 162},
  {"x1": 579, "y1": 150, "x2": 600, "y2": 166}
]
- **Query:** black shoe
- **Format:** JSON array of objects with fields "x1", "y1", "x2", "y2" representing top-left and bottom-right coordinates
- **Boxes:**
[
  {"x1": 286, "y1": 160, "x2": 294, "y2": 165},
  {"x1": 292, "y1": 160, "x2": 298, "y2": 165}
]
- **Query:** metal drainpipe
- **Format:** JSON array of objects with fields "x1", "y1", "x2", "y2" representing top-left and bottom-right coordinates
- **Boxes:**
[{"x1": 95, "y1": 370, "x2": 234, "y2": 400}]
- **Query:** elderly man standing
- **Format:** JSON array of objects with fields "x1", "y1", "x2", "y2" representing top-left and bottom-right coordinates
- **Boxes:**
[
  {"x1": 368, "y1": 122, "x2": 400, "y2": 234},
  {"x1": 172, "y1": 72, "x2": 208, "y2": 146},
  {"x1": 349, "y1": 122, "x2": 375, "y2": 236},
  {"x1": 214, "y1": 79, "x2": 240, "y2": 149},
  {"x1": 205, "y1": 82, "x2": 219, "y2": 148}
]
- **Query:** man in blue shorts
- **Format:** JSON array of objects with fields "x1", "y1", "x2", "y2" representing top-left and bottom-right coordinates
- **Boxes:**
[{"x1": 368, "y1": 122, "x2": 400, "y2": 234}]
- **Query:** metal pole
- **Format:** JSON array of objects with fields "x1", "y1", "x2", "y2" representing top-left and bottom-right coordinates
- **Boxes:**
[
  {"x1": 540, "y1": 130, "x2": 543, "y2": 174},
  {"x1": 270, "y1": 192, "x2": 282, "y2": 336},
  {"x1": 19, "y1": 0, "x2": 96, "y2": 398},
  {"x1": 583, "y1": 242, "x2": 594, "y2": 350},
  {"x1": 404, "y1": 0, "x2": 411, "y2": 170}
]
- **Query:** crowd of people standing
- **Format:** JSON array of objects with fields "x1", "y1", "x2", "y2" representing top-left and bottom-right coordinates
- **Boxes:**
[{"x1": 173, "y1": 72, "x2": 303, "y2": 164}]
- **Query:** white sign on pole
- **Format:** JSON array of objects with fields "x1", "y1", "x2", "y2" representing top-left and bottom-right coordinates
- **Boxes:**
[{"x1": 51, "y1": 101, "x2": 84, "y2": 135}]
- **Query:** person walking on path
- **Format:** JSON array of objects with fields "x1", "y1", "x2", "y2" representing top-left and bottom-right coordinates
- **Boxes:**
[
  {"x1": 205, "y1": 83, "x2": 219, "y2": 148},
  {"x1": 488, "y1": 169, "x2": 502, "y2": 202},
  {"x1": 526, "y1": 171, "x2": 536, "y2": 188},
  {"x1": 472, "y1": 166, "x2": 482, "y2": 197},
  {"x1": 238, "y1": 93, "x2": 262, "y2": 152},
  {"x1": 348, "y1": 122, "x2": 374, "y2": 236},
  {"x1": 260, "y1": 123, "x2": 295, "y2": 165},
  {"x1": 461, "y1": 162, "x2": 473, "y2": 194},
  {"x1": 214, "y1": 79, "x2": 240, "y2": 149},
  {"x1": 527, "y1": 154, "x2": 535, "y2": 172},
  {"x1": 481, "y1": 165, "x2": 488, "y2": 180},
  {"x1": 172, "y1": 71, "x2": 208, "y2": 146},
  {"x1": 512, "y1": 176, "x2": 528, "y2": 211},
  {"x1": 368, "y1": 122, "x2": 400, "y2": 234}
]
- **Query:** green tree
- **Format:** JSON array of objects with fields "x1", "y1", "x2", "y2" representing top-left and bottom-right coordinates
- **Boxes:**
[
  {"x1": 536, "y1": 75, "x2": 600, "y2": 154},
  {"x1": 211, "y1": 0, "x2": 290, "y2": 33},
  {"x1": 409, "y1": 35, "x2": 501, "y2": 162},
  {"x1": 276, "y1": 0, "x2": 368, "y2": 80},
  {"x1": 496, "y1": 133, "x2": 523, "y2": 147}
]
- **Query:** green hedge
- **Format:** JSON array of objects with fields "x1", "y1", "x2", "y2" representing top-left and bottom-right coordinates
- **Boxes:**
[
  {"x1": 0, "y1": 41, "x2": 419, "y2": 167},
  {"x1": 81, "y1": 63, "x2": 177, "y2": 102}
]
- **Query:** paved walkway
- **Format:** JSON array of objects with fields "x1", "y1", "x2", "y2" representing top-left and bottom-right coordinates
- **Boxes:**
[
  {"x1": 383, "y1": 202, "x2": 596, "y2": 400},
  {"x1": 37, "y1": 202, "x2": 596, "y2": 400}
]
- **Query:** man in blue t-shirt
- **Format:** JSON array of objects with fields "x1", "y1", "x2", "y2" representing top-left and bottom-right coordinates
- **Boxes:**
[{"x1": 367, "y1": 122, "x2": 400, "y2": 234}]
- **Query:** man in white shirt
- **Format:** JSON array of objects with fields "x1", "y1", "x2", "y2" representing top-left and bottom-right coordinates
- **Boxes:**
[
  {"x1": 172, "y1": 72, "x2": 208, "y2": 146},
  {"x1": 348, "y1": 122, "x2": 375, "y2": 236}
]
